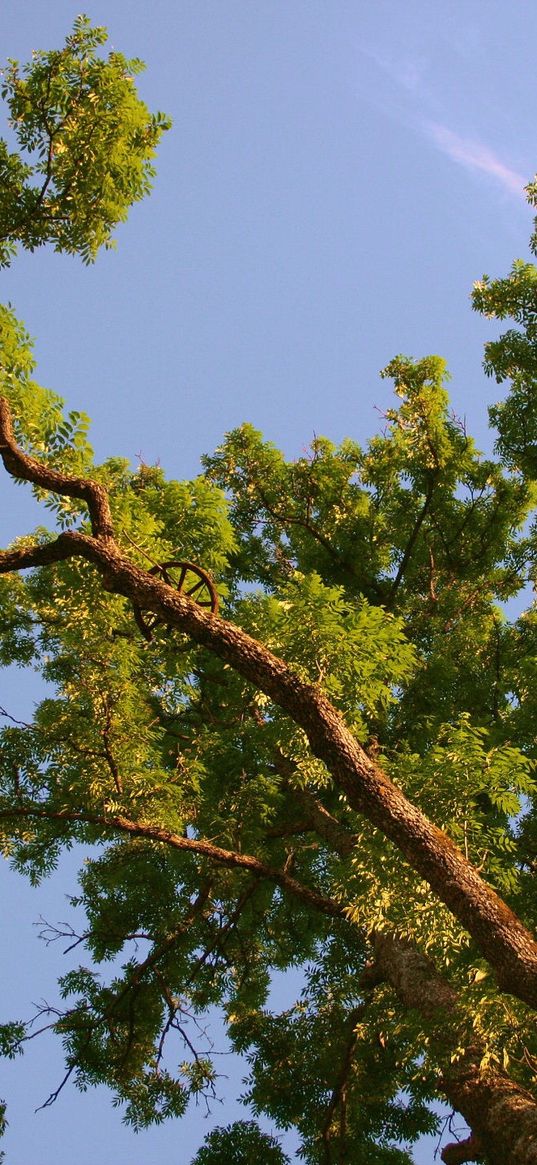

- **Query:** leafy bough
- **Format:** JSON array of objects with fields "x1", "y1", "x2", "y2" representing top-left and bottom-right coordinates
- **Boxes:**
[{"x1": 1, "y1": 395, "x2": 537, "y2": 1012}]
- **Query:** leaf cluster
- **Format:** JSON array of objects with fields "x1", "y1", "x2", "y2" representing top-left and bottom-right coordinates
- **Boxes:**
[
  {"x1": 0, "y1": 14, "x2": 170, "y2": 266},
  {"x1": 3, "y1": 22, "x2": 537, "y2": 1165}
]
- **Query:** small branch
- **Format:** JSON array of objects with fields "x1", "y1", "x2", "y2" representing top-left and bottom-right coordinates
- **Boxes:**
[
  {"x1": 120, "y1": 528, "x2": 164, "y2": 571},
  {"x1": 36, "y1": 1061, "x2": 77, "y2": 1112},
  {"x1": 387, "y1": 471, "x2": 437, "y2": 608},
  {"x1": 0, "y1": 706, "x2": 33, "y2": 728},
  {"x1": 491, "y1": 618, "x2": 502, "y2": 723},
  {"x1": 183, "y1": 879, "x2": 262, "y2": 991},
  {"x1": 100, "y1": 696, "x2": 123, "y2": 796},
  {"x1": 0, "y1": 804, "x2": 345, "y2": 922},
  {"x1": 36, "y1": 917, "x2": 88, "y2": 954},
  {"x1": 107, "y1": 884, "x2": 213, "y2": 1023},
  {"x1": 428, "y1": 545, "x2": 438, "y2": 603},
  {"x1": 320, "y1": 1005, "x2": 365, "y2": 1162},
  {"x1": 289, "y1": 784, "x2": 357, "y2": 857},
  {"x1": 254, "y1": 484, "x2": 367, "y2": 589}
]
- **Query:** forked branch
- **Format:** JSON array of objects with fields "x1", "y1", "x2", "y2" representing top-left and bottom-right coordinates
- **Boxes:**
[{"x1": 1, "y1": 396, "x2": 537, "y2": 1012}]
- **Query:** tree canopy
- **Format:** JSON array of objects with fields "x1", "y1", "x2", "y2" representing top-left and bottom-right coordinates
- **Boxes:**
[{"x1": 1, "y1": 18, "x2": 537, "y2": 1165}]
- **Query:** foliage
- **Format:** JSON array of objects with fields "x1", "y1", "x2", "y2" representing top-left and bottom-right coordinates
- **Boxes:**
[
  {"x1": 0, "y1": 14, "x2": 170, "y2": 267},
  {"x1": 1, "y1": 18, "x2": 537, "y2": 1165},
  {"x1": 191, "y1": 1120, "x2": 291, "y2": 1165}
]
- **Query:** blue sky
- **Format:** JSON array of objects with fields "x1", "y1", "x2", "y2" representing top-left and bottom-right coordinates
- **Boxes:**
[{"x1": 0, "y1": 2, "x2": 536, "y2": 1162}]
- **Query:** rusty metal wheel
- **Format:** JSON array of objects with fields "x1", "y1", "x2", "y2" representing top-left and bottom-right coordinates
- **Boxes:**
[{"x1": 133, "y1": 560, "x2": 218, "y2": 641}]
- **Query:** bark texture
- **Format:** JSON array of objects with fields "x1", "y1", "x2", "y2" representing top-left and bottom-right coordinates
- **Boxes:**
[
  {"x1": 2, "y1": 396, "x2": 537, "y2": 1016},
  {"x1": 374, "y1": 934, "x2": 537, "y2": 1165},
  {"x1": 300, "y1": 792, "x2": 537, "y2": 1164}
]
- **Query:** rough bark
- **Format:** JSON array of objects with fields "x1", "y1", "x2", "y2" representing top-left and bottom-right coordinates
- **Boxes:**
[
  {"x1": 441, "y1": 1137, "x2": 484, "y2": 1165},
  {"x1": 297, "y1": 790, "x2": 537, "y2": 1163},
  {"x1": 0, "y1": 398, "x2": 114, "y2": 537},
  {"x1": 374, "y1": 934, "x2": 537, "y2": 1165},
  {"x1": 2, "y1": 396, "x2": 537, "y2": 1013}
]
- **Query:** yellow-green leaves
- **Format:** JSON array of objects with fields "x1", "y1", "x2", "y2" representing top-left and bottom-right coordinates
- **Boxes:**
[
  {"x1": 0, "y1": 304, "x2": 93, "y2": 476},
  {"x1": 238, "y1": 572, "x2": 416, "y2": 734},
  {"x1": 0, "y1": 15, "x2": 171, "y2": 266}
]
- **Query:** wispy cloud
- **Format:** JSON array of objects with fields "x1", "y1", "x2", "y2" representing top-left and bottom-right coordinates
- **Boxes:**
[
  {"x1": 359, "y1": 45, "x2": 429, "y2": 95},
  {"x1": 423, "y1": 121, "x2": 526, "y2": 198},
  {"x1": 357, "y1": 43, "x2": 529, "y2": 200}
]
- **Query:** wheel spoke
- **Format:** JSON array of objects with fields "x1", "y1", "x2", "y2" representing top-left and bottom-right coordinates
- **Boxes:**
[
  {"x1": 133, "y1": 559, "x2": 218, "y2": 637},
  {"x1": 185, "y1": 578, "x2": 205, "y2": 597},
  {"x1": 175, "y1": 564, "x2": 188, "y2": 590}
]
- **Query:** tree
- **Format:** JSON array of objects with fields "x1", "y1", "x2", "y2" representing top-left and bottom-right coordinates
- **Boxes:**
[
  {"x1": 0, "y1": 14, "x2": 170, "y2": 266},
  {"x1": 1, "y1": 19, "x2": 537, "y2": 1165}
]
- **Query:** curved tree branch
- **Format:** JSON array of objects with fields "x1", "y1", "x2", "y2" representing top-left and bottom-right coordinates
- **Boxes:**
[
  {"x1": 373, "y1": 934, "x2": 537, "y2": 1165},
  {"x1": 1, "y1": 395, "x2": 537, "y2": 1012},
  {"x1": 0, "y1": 396, "x2": 114, "y2": 538}
]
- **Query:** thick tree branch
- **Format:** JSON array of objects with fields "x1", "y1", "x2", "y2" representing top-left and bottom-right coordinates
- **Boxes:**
[
  {"x1": 1, "y1": 396, "x2": 537, "y2": 1012},
  {"x1": 289, "y1": 786, "x2": 537, "y2": 1164},
  {"x1": 373, "y1": 934, "x2": 537, "y2": 1165},
  {"x1": 0, "y1": 536, "x2": 78, "y2": 571},
  {"x1": 441, "y1": 1135, "x2": 484, "y2": 1165}
]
